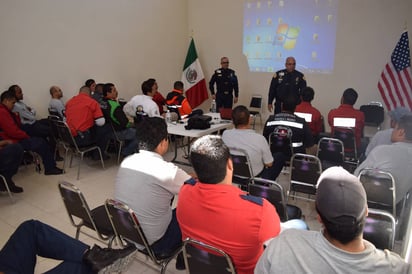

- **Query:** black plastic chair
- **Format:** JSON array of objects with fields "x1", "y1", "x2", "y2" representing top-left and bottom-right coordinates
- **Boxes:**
[
  {"x1": 360, "y1": 102, "x2": 385, "y2": 130},
  {"x1": 268, "y1": 126, "x2": 293, "y2": 160},
  {"x1": 53, "y1": 120, "x2": 104, "y2": 180},
  {"x1": 332, "y1": 126, "x2": 358, "y2": 162},
  {"x1": 229, "y1": 147, "x2": 255, "y2": 190},
  {"x1": 363, "y1": 208, "x2": 396, "y2": 250},
  {"x1": 181, "y1": 238, "x2": 237, "y2": 274},
  {"x1": 358, "y1": 168, "x2": 396, "y2": 217},
  {"x1": 105, "y1": 198, "x2": 180, "y2": 274},
  {"x1": 289, "y1": 153, "x2": 322, "y2": 201},
  {"x1": 316, "y1": 137, "x2": 344, "y2": 170},
  {"x1": 58, "y1": 181, "x2": 115, "y2": 246},
  {"x1": 248, "y1": 178, "x2": 302, "y2": 222}
]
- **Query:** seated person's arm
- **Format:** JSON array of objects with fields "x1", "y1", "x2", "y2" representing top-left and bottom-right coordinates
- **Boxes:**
[{"x1": 95, "y1": 117, "x2": 105, "y2": 126}]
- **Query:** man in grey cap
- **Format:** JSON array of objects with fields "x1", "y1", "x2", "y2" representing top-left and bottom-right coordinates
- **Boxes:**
[
  {"x1": 355, "y1": 114, "x2": 412, "y2": 205},
  {"x1": 255, "y1": 166, "x2": 409, "y2": 273},
  {"x1": 365, "y1": 106, "x2": 410, "y2": 156}
]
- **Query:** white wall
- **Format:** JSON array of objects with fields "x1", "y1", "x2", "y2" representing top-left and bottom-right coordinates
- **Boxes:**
[
  {"x1": 187, "y1": 0, "x2": 412, "y2": 129},
  {"x1": 0, "y1": 0, "x2": 188, "y2": 117}
]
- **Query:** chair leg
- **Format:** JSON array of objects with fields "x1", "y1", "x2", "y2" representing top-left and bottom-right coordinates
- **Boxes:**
[
  {"x1": 96, "y1": 148, "x2": 105, "y2": 169},
  {"x1": 117, "y1": 143, "x2": 123, "y2": 164},
  {"x1": 0, "y1": 176, "x2": 15, "y2": 203},
  {"x1": 77, "y1": 153, "x2": 84, "y2": 180}
]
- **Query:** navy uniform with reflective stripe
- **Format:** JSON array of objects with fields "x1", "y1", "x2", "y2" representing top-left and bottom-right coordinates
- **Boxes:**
[
  {"x1": 263, "y1": 112, "x2": 314, "y2": 154},
  {"x1": 268, "y1": 69, "x2": 306, "y2": 114},
  {"x1": 209, "y1": 68, "x2": 239, "y2": 110}
]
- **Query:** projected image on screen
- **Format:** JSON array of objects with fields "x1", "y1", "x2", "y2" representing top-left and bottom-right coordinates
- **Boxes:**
[{"x1": 243, "y1": 0, "x2": 338, "y2": 73}]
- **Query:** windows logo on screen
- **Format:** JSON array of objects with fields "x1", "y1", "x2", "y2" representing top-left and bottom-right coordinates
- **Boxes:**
[{"x1": 273, "y1": 23, "x2": 300, "y2": 50}]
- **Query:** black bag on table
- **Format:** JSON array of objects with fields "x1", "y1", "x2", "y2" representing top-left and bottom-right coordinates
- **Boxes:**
[{"x1": 185, "y1": 115, "x2": 212, "y2": 130}]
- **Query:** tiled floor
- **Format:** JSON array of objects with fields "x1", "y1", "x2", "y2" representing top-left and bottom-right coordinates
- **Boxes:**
[{"x1": 0, "y1": 134, "x2": 321, "y2": 274}]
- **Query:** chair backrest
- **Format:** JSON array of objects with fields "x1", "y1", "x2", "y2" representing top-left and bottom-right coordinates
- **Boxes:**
[
  {"x1": 249, "y1": 95, "x2": 262, "y2": 109},
  {"x1": 57, "y1": 181, "x2": 110, "y2": 241},
  {"x1": 360, "y1": 102, "x2": 385, "y2": 128},
  {"x1": 54, "y1": 120, "x2": 80, "y2": 151},
  {"x1": 290, "y1": 153, "x2": 322, "y2": 197},
  {"x1": 229, "y1": 147, "x2": 254, "y2": 188},
  {"x1": 268, "y1": 126, "x2": 293, "y2": 159},
  {"x1": 363, "y1": 208, "x2": 396, "y2": 250},
  {"x1": 48, "y1": 107, "x2": 64, "y2": 120},
  {"x1": 58, "y1": 181, "x2": 94, "y2": 222},
  {"x1": 316, "y1": 137, "x2": 344, "y2": 166},
  {"x1": 105, "y1": 199, "x2": 156, "y2": 256},
  {"x1": 358, "y1": 168, "x2": 396, "y2": 216},
  {"x1": 332, "y1": 126, "x2": 357, "y2": 158},
  {"x1": 248, "y1": 178, "x2": 288, "y2": 221},
  {"x1": 182, "y1": 238, "x2": 236, "y2": 274}
]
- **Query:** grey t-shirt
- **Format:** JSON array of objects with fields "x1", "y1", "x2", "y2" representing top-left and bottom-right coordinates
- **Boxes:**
[{"x1": 255, "y1": 229, "x2": 409, "y2": 274}]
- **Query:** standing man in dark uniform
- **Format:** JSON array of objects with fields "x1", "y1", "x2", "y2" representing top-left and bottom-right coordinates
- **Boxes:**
[
  {"x1": 209, "y1": 57, "x2": 239, "y2": 111},
  {"x1": 268, "y1": 56, "x2": 306, "y2": 114}
]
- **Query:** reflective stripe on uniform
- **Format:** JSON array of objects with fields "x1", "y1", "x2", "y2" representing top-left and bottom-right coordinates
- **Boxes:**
[{"x1": 266, "y1": 120, "x2": 304, "y2": 129}]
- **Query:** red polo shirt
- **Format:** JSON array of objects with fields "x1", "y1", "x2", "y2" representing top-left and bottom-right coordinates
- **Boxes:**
[
  {"x1": 328, "y1": 104, "x2": 365, "y2": 147},
  {"x1": 65, "y1": 93, "x2": 103, "y2": 136},
  {"x1": 177, "y1": 182, "x2": 280, "y2": 274},
  {"x1": 295, "y1": 101, "x2": 322, "y2": 137}
]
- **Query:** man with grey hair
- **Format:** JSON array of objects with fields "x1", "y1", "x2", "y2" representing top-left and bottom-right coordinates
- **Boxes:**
[
  {"x1": 255, "y1": 166, "x2": 409, "y2": 273},
  {"x1": 355, "y1": 114, "x2": 412, "y2": 205},
  {"x1": 364, "y1": 106, "x2": 410, "y2": 156}
]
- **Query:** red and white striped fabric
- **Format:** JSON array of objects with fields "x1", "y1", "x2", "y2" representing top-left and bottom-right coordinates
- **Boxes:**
[{"x1": 378, "y1": 31, "x2": 412, "y2": 111}]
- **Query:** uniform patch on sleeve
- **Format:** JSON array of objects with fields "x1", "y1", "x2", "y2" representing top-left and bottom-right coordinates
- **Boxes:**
[
  {"x1": 184, "y1": 178, "x2": 197, "y2": 186},
  {"x1": 240, "y1": 194, "x2": 264, "y2": 206}
]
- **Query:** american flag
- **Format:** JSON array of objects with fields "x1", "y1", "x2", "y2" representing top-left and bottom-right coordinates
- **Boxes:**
[{"x1": 378, "y1": 31, "x2": 412, "y2": 111}]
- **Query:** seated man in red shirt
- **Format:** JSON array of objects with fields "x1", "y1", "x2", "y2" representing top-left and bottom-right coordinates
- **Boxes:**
[
  {"x1": 328, "y1": 88, "x2": 365, "y2": 153},
  {"x1": 295, "y1": 86, "x2": 322, "y2": 143},
  {"x1": 65, "y1": 86, "x2": 112, "y2": 160},
  {"x1": 0, "y1": 91, "x2": 63, "y2": 176},
  {"x1": 177, "y1": 135, "x2": 281, "y2": 274},
  {"x1": 166, "y1": 81, "x2": 192, "y2": 117}
]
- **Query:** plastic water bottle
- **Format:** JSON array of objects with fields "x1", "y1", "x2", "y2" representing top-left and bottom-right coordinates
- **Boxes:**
[
  {"x1": 166, "y1": 110, "x2": 172, "y2": 123},
  {"x1": 211, "y1": 99, "x2": 217, "y2": 113}
]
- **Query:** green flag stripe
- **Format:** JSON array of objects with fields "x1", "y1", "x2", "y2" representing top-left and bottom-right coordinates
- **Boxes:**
[{"x1": 183, "y1": 39, "x2": 198, "y2": 70}]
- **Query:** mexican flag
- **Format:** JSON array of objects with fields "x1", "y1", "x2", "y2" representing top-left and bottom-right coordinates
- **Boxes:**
[{"x1": 181, "y1": 38, "x2": 209, "y2": 108}]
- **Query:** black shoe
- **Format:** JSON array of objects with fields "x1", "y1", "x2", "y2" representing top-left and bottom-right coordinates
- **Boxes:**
[
  {"x1": 83, "y1": 244, "x2": 137, "y2": 274},
  {"x1": 175, "y1": 252, "x2": 185, "y2": 270},
  {"x1": 44, "y1": 167, "x2": 64, "y2": 175},
  {"x1": 9, "y1": 185, "x2": 24, "y2": 193}
]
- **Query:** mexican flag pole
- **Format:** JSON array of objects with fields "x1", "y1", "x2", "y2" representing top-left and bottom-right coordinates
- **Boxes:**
[{"x1": 181, "y1": 38, "x2": 209, "y2": 108}]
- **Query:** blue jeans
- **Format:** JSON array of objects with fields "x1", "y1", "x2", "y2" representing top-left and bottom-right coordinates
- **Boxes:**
[
  {"x1": 115, "y1": 128, "x2": 138, "y2": 156},
  {"x1": 259, "y1": 152, "x2": 286, "y2": 181},
  {"x1": 0, "y1": 220, "x2": 92, "y2": 274},
  {"x1": 151, "y1": 209, "x2": 182, "y2": 256}
]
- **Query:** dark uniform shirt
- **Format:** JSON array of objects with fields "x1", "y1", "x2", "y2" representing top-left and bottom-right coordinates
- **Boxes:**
[
  {"x1": 263, "y1": 112, "x2": 314, "y2": 154},
  {"x1": 209, "y1": 68, "x2": 239, "y2": 109},
  {"x1": 268, "y1": 69, "x2": 306, "y2": 114}
]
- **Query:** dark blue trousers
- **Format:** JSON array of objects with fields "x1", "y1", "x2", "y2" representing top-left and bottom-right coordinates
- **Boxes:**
[
  {"x1": 19, "y1": 137, "x2": 57, "y2": 171},
  {"x1": 0, "y1": 220, "x2": 92, "y2": 274},
  {"x1": 0, "y1": 143, "x2": 24, "y2": 183},
  {"x1": 151, "y1": 209, "x2": 182, "y2": 256}
]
